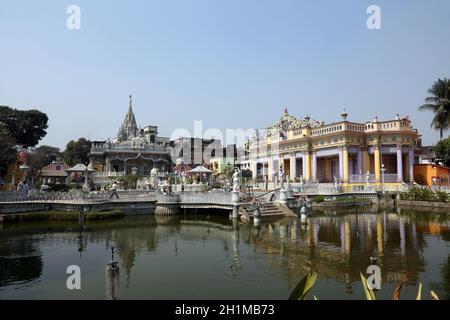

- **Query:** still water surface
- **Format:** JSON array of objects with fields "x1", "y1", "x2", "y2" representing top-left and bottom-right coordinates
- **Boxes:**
[{"x1": 0, "y1": 210, "x2": 449, "y2": 300}]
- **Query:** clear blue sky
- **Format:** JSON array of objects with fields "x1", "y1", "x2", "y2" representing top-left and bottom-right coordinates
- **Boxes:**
[{"x1": 1, "y1": 0, "x2": 450, "y2": 149}]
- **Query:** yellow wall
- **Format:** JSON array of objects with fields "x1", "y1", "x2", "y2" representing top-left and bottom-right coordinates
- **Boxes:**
[
  {"x1": 2, "y1": 162, "x2": 26, "y2": 191},
  {"x1": 362, "y1": 149, "x2": 370, "y2": 173}
]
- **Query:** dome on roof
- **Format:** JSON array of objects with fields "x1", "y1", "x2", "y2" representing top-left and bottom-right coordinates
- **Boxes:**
[{"x1": 269, "y1": 109, "x2": 322, "y2": 130}]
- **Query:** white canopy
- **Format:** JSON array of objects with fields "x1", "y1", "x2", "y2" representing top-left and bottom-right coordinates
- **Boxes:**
[
  {"x1": 65, "y1": 164, "x2": 96, "y2": 173},
  {"x1": 187, "y1": 165, "x2": 214, "y2": 174}
]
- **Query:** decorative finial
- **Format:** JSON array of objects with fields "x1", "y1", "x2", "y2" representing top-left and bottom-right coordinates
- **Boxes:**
[
  {"x1": 284, "y1": 108, "x2": 288, "y2": 115},
  {"x1": 341, "y1": 109, "x2": 348, "y2": 121},
  {"x1": 129, "y1": 95, "x2": 133, "y2": 108}
]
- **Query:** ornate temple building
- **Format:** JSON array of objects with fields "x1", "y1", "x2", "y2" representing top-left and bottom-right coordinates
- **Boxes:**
[
  {"x1": 240, "y1": 109, "x2": 421, "y2": 188},
  {"x1": 89, "y1": 96, "x2": 172, "y2": 184}
]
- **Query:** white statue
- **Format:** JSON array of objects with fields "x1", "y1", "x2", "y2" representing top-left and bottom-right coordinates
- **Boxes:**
[
  {"x1": 333, "y1": 176, "x2": 338, "y2": 189},
  {"x1": 365, "y1": 171, "x2": 371, "y2": 186},
  {"x1": 232, "y1": 167, "x2": 242, "y2": 192},
  {"x1": 279, "y1": 165, "x2": 285, "y2": 188}
]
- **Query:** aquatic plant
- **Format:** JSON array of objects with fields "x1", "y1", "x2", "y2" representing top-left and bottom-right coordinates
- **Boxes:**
[
  {"x1": 288, "y1": 272, "x2": 317, "y2": 300},
  {"x1": 289, "y1": 272, "x2": 441, "y2": 300},
  {"x1": 360, "y1": 273, "x2": 376, "y2": 300}
]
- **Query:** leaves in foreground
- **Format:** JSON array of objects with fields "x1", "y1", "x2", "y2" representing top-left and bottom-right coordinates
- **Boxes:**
[
  {"x1": 394, "y1": 275, "x2": 408, "y2": 300},
  {"x1": 288, "y1": 272, "x2": 318, "y2": 300},
  {"x1": 431, "y1": 291, "x2": 440, "y2": 300},
  {"x1": 288, "y1": 271, "x2": 440, "y2": 300},
  {"x1": 360, "y1": 273, "x2": 376, "y2": 300},
  {"x1": 416, "y1": 283, "x2": 422, "y2": 300}
]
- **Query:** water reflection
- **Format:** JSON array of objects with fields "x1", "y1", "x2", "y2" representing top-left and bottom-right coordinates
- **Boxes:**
[
  {"x1": 0, "y1": 237, "x2": 42, "y2": 287},
  {"x1": 0, "y1": 209, "x2": 449, "y2": 300}
]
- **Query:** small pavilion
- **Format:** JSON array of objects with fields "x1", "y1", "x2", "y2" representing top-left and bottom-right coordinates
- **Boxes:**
[
  {"x1": 65, "y1": 164, "x2": 96, "y2": 188},
  {"x1": 187, "y1": 166, "x2": 214, "y2": 185}
]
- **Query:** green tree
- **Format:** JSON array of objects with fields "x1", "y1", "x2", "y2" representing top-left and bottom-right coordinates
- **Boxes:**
[
  {"x1": 63, "y1": 138, "x2": 92, "y2": 166},
  {"x1": 434, "y1": 137, "x2": 450, "y2": 165},
  {"x1": 241, "y1": 169, "x2": 253, "y2": 178},
  {"x1": 27, "y1": 145, "x2": 62, "y2": 177},
  {"x1": 0, "y1": 126, "x2": 17, "y2": 176},
  {"x1": 419, "y1": 78, "x2": 450, "y2": 140},
  {"x1": 222, "y1": 163, "x2": 234, "y2": 178},
  {"x1": 0, "y1": 106, "x2": 48, "y2": 148}
]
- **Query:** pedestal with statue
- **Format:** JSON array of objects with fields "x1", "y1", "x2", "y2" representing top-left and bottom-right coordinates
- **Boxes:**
[
  {"x1": 286, "y1": 180, "x2": 294, "y2": 207},
  {"x1": 278, "y1": 165, "x2": 288, "y2": 205},
  {"x1": 231, "y1": 168, "x2": 242, "y2": 219}
]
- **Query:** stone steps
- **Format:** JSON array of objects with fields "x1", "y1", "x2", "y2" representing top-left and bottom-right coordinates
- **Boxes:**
[{"x1": 258, "y1": 201, "x2": 285, "y2": 217}]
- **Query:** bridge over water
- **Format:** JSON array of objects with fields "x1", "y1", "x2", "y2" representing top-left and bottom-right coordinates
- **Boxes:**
[
  {"x1": 0, "y1": 190, "x2": 242, "y2": 215},
  {"x1": 0, "y1": 186, "x2": 381, "y2": 219}
]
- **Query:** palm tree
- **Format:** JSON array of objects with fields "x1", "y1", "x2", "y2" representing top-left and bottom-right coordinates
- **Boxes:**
[{"x1": 419, "y1": 78, "x2": 450, "y2": 140}]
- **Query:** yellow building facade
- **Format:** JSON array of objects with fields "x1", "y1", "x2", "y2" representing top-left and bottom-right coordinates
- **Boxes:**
[{"x1": 241, "y1": 110, "x2": 420, "y2": 188}]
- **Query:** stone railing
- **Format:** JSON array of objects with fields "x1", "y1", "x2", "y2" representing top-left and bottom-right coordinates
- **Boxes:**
[
  {"x1": 0, "y1": 190, "x2": 157, "y2": 203},
  {"x1": 114, "y1": 190, "x2": 157, "y2": 201},
  {"x1": 349, "y1": 174, "x2": 376, "y2": 183},
  {"x1": 156, "y1": 193, "x2": 180, "y2": 204},
  {"x1": 91, "y1": 143, "x2": 170, "y2": 153},
  {"x1": 0, "y1": 191, "x2": 107, "y2": 203},
  {"x1": 94, "y1": 172, "x2": 126, "y2": 177},
  {"x1": 156, "y1": 191, "x2": 233, "y2": 205},
  {"x1": 341, "y1": 185, "x2": 377, "y2": 193},
  {"x1": 382, "y1": 174, "x2": 399, "y2": 183},
  {"x1": 173, "y1": 184, "x2": 204, "y2": 192},
  {"x1": 289, "y1": 183, "x2": 378, "y2": 194},
  {"x1": 312, "y1": 124, "x2": 344, "y2": 137},
  {"x1": 350, "y1": 174, "x2": 399, "y2": 183},
  {"x1": 179, "y1": 191, "x2": 232, "y2": 205}
]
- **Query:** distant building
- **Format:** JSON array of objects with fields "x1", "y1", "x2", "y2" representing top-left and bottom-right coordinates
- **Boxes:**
[
  {"x1": 209, "y1": 145, "x2": 237, "y2": 174},
  {"x1": 417, "y1": 145, "x2": 436, "y2": 164},
  {"x1": 239, "y1": 109, "x2": 421, "y2": 188},
  {"x1": 170, "y1": 137, "x2": 220, "y2": 168},
  {"x1": 1, "y1": 150, "x2": 28, "y2": 191},
  {"x1": 89, "y1": 96, "x2": 172, "y2": 186},
  {"x1": 40, "y1": 159, "x2": 68, "y2": 184},
  {"x1": 413, "y1": 163, "x2": 450, "y2": 187}
]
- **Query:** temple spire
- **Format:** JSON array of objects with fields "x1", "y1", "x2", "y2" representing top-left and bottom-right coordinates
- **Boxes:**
[{"x1": 117, "y1": 95, "x2": 138, "y2": 142}]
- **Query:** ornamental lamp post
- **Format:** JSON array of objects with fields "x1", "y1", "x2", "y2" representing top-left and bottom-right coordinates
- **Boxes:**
[{"x1": 381, "y1": 163, "x2": 386, "y2": 194}]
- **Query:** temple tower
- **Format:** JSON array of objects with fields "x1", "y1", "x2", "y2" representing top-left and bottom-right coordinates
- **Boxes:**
[{"x1": 117, "y1": 95, "x2": 138, "y2": 141}]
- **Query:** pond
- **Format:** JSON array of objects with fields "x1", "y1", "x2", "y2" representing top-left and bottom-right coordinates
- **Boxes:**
[{"x1": 0, "y1": 210, "x2": 449, "y2": 300}]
